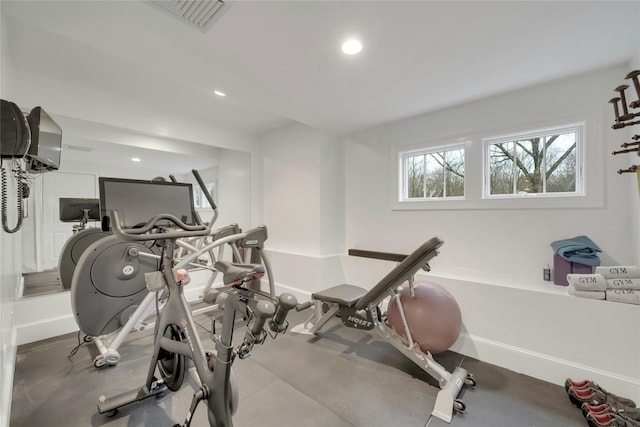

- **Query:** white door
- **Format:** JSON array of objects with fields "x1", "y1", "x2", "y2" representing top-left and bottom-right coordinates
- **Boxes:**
[{"x1": 41, "y1": 171, "x2": 97, "y2": 270}]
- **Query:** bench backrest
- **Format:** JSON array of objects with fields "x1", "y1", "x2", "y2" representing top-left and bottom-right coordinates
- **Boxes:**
[{"x1": 354, "y1": 237, "x2": 444, "y2": 310}]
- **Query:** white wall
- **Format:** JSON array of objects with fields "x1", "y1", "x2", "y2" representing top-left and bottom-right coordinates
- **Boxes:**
[
  {"x1": 341, "y1": 64, "x2": 640, "y2": 400},
  {"x1": 259, "y1": 122, "x2": 345, "y2": 298},
  {"x1": 262, "y1": 122, "x2": 324, "y2": 254},
  {"x1": 0, "y1": 167, "x2": 21, "y2": 427},
  {"x1": 0, "y1": 5, "x2": 19, "y2": 426},
  {"x1": 344, "y1": 65, "x2": 635, "y2": 282},
  {"x1": 216, "y1": 148, "x2": 252, "y2": 230},
  {"x1": 261, "y1": 122, "x2": 345, "y2": 256}
]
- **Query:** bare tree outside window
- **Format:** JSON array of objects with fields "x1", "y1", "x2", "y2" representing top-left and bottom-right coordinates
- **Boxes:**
[
  {"x1": 404, "y1": 147, "x2": 464, "y2": 200},
  {"x1": 407, "y1": 155, "x2": 425, "y2": 198},
  {"x1": 443, "y1": 149, "x2": 464, "y2": 197},
  {"x1": 487, "y1": 127, "x2": 580, "y2": 197}
]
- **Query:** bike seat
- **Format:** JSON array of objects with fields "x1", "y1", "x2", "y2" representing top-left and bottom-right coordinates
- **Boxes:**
[{"x1": 214, "y1": 261, "x2": 265, "y2": 287}]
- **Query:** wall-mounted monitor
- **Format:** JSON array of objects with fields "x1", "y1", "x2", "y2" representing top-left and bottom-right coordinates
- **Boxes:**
[
  {"x1": 26, "y1": 106, "x2": 62, "y2": 173},
  {"x1": 99, "y1": 177, "x2": 195, "y2": 230},
  {"x1": 59, "y1": 198, "x2": 100, "y2": 222}
]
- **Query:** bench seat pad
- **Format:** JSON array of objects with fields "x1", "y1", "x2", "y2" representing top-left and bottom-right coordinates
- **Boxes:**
[{"x1": 311, "y1": 284, "x2": 367, "y2": 306}]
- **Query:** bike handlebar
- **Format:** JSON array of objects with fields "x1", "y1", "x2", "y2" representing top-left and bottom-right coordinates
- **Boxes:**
[
  {"x1": 109, "y1": 210, "x2": 212, "y2": 242},
  {"x1": 270, "y1": 293, "x2": 297, "y2": 333},
  {"x1": 236, "y1": 291, "x2": 297, "y2": 359}
]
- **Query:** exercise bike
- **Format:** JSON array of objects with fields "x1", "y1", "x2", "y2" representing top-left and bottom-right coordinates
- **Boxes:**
[
  {"x1": 69, "y1": 172, "x2": 265, "y2": 368},
  {"x1": 96, "y1": 209, "x2": 298, "y2": 427}
]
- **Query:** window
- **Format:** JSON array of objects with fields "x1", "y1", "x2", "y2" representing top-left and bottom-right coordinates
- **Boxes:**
[
  {"x1": 399, "y1": 145, "x2": 465, "y2": 201},
  {"x1": 484, "y1": 123, "x2": 583, "y2": 198},
  {"x1": 193, "y1": 182, "x2": 215, "y2": 208}
]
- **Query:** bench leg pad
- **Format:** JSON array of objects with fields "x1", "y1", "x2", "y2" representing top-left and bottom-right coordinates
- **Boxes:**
[{"x1": 431, "y1": 366, "x2": 469, "y2": 423}]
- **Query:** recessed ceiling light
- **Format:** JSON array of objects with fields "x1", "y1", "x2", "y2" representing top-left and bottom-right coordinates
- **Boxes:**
[
  {"x1": 131, "y1": 157, "x2": 141, "y2": 162},
  {"x1": 341, "y1": 38, "x2": 363, "y2": 55},
  {"x1": 213, "y1": 90, "x2": 226, "y2": 97}
]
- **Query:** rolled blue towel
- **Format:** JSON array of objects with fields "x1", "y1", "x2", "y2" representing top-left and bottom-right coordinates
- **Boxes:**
[{"x1": 550, "y1": 235, "x2": 602, "y2": 267}]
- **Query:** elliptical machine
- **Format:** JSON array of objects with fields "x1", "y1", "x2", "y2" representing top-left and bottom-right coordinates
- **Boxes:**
[
  {"x1": 69, "y1": 171, "x2": 255, "y2": 368},
  {"x1": 58, "y1": 198, "x2": 110, "y2": 290},
  {"x1": 94, "y1": 178, "x2": 298, "y2": 427}
]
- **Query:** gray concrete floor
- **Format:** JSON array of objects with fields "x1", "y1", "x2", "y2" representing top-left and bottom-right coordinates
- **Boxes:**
[{"x1": 11, "y1": 307, "x2": 587, "y2": 427}]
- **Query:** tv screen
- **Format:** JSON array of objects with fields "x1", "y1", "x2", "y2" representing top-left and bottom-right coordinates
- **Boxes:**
[
  {"x1": 26, "y1": 106, "x2": 62, "y2": 172},
  {"x1": 99, "y1": 177, "x2": 195, "y2": 230},
  {"x1": 59, "y1": 198, "x2": 100, "y2": 222}
]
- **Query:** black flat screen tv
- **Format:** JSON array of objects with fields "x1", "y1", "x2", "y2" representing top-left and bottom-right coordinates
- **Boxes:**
[
  {"x1": 99, "y1": 177, "x2": 195, "y2": 230},
  {"x1": 26, "y1": 106, "x2": 62, "y2": 173},
  {"x1": 59, "y1": 198, "x2": 100, "y2": 222}
]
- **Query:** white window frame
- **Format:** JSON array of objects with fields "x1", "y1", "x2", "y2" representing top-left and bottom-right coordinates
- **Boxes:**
[
  {"x1": 398, "y1": 143, "x2": 465, "y2": 202},
  {"x1": 391, "y1": 116, "x2": 602, "y2": 211},
  {"x1": 483, "y1": 123, "x2": 585, "y2": 200}
]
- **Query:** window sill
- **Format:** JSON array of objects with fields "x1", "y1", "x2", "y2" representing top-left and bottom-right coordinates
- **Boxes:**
[{"x1": 392, "y1": 193, "x2": 603, "y2": 211}]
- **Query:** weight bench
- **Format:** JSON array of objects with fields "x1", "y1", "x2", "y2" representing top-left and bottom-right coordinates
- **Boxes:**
[{"x1": 291, "y1": 237, "x2": 474, "y2": 423}]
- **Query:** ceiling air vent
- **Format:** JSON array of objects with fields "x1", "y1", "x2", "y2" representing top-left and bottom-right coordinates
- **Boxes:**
[{"x1": 148, "y1": 0, "x2": 225, "y2": 33}]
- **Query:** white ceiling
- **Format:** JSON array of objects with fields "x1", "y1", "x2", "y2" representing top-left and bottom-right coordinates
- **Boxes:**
[{"x1": 2, "y1": 0, "x2": 640, "y2": 140}]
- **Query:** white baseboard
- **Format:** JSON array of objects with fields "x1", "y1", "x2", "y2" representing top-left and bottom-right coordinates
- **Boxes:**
[
  {"x1": 184, "y1": 283, "x2": 207, "y2": 303},
  {"x1": 16, "y1": 314, "x2": 78, "y2": 346},
  {"x1": 273, "y1": 282, "x2": 311, "y2": 304},
  {"x1": 451, "y1": 332, "x2": 640, "y2": 402}
]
